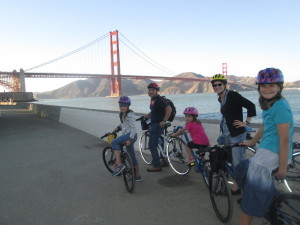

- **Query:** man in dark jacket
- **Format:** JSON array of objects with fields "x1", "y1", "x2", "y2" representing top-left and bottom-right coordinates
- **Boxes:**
[{"x1": 143, "y1": 83, "x2": 172, "y2": 172}]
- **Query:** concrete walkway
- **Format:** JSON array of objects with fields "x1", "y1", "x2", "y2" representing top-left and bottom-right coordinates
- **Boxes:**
[{"x1": 0, "y1": 105, "x2": 280, "y2": 225}]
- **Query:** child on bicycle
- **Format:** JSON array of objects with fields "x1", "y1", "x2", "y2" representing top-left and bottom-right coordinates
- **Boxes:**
[
  {"x1": 171, "y1": 107, "x2": 210, "y2": 165},
  {"x1": 235, "y1": 68, "x2": 294, "y2": 225},
  {"x1": 111, "y1": 96, "x2": 142, "y2": 181}
]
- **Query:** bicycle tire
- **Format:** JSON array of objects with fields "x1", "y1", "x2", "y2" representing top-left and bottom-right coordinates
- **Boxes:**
[
  {"x1": 202, "y1": 160, "x2": 211, "y2": 188},
  {"x1": 269, "y1": 192, "x2": 300, "y2": 225},
  {"x1": 122, "y1": 151, "x2": 135, "y2": 193},
  {"x1": 166, "y1": 137, "x2": 190, "y2": 175},
  {"x1": 285, "y1": 152, "x2": 300, "y2": 192},
  {"x1": 102, "y1": 146, "x2": 116, "y2": 173},
  {"x1": 209, "y1": 170, "x2": 233, "y2": 223},
  {"x1": 138, "y1": 131, "x2": 152, "y2": 165}
]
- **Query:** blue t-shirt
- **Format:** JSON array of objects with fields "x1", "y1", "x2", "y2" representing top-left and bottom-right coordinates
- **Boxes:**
[{"x1": 259, "y1": 98, "x2": 294, "y2": 159}]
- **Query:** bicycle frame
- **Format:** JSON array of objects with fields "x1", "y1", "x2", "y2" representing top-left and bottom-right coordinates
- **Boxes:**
[{"x1": 157, "y1": 125, "x2": 187, "y2": 160}]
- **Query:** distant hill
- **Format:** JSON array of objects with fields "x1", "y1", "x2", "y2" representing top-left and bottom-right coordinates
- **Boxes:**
[{"x1": 35, "y1": 72, "x2": 299, "y2": 99}]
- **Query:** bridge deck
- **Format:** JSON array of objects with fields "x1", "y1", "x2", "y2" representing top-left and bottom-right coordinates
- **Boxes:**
[{"x1": 0, "y1": 105, "x2": 294, "y2": 225}]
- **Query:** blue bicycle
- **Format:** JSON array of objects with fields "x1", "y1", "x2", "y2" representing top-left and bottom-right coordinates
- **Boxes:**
[{"x1": 165, "y1": 127, "x2": 211, "y2": 187}]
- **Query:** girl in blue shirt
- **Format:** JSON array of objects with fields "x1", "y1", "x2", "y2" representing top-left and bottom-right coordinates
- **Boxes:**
[{"x1": 235, "y1": 68, "x2": 294, "y2": 225}]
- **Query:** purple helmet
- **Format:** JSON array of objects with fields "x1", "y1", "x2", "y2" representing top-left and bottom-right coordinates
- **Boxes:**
[
  {"x1": 256, "y1": 68, "x2": 284, "y2": 84},
  {"x1": 118, "y1": 96, "x2": 131, "y2": 106},
  {"x1": 183, "y1": 107, "x2": 198, "y2": 117},
  {"x1": 147, "y1": 82, "x2": 160, "y2": 90}
]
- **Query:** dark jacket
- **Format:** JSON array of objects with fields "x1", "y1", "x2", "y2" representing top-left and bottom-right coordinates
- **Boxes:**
[
  {"x1": 219, "y1": 90, "x2": 256, "y2": 137},
  {"x1": 150, "y1": 95, "x2": 169, "y2": 124}
]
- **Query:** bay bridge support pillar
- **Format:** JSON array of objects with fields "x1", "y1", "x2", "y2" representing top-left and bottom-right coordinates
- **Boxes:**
[{"x1": 110, "y1": 30, "x2": 121, "y2": 97}]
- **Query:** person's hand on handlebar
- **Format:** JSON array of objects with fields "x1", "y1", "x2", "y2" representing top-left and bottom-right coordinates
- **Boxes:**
[
  {"x1": 239, "y1": 139, "x2": 255, "y2": 147},
  {"x1": 272, "y1": 168, "x2": 287, "y2": 180}
]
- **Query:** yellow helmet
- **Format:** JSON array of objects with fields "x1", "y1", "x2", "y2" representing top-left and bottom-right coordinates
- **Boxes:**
[{"x1": 211, "y1": 74, "x2": 227, "y2": 84}]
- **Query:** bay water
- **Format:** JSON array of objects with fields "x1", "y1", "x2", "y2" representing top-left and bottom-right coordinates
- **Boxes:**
[{"x1": 35, "y1": 89, "x2": 300, "y2": 127}]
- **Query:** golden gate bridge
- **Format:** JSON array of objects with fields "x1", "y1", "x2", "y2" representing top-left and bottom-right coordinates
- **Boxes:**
[{"x1": 0, "y1": 30, "x2": 227, "y2": 97}]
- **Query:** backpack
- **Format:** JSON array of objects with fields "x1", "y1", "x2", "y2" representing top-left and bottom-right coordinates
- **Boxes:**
[{"x1": 160, "y1": 96, "x2": 176, "y2": 122}]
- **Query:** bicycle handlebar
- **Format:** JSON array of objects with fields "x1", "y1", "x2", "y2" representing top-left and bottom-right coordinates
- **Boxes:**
[
  {"x1": 136, "y1": 116, "x2": 146, "y2": 121},
  {"x1": 100, "y1": 132, "x2": 117, "y2": 139}
]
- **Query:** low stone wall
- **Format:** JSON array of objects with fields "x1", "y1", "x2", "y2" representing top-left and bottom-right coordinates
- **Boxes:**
[
  {"x1": 19, "y1": 102, "x2": 219, "y2": 144},
  {"x1": 19, "y1": 102, "x2": 300, "y2": 143}
]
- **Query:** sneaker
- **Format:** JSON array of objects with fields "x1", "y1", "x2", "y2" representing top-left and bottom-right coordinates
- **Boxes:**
[
  {"x1": 112, "y1": 164, "x2": 125, "y2": 176},
  {"x1": 186, "y1": 158, "x2": 196, "y2": 166},
  {"x1": 135, "y1": 176, "x2": 143, "y2": 182}
]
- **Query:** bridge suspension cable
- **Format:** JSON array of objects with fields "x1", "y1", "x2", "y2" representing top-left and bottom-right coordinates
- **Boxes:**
[
  {"x1": 25, "y1": 32, "x2": 110, "y2": 72},
  {"x1": 118, "y1": 32, "x2": 175, "y2": 76}
]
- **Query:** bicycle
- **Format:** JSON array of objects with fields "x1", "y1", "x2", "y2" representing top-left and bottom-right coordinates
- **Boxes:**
[
  {"x1": 165, "y1": 134, "x2": 211, "y2": 187},
  {"x1": 264, "y1": 191, "x2": 300, "y2": 225},
  {"x1": 137, "y1": 117, "x2": 212, "y2": 186},
  {"x1": 136, "y1": 117, "x2": 188, "y2": 171},
  {"x1": 208, "y1": 142, "x2": 300, "y2": 223},
  {"x1": 283, "y1": 142, "x2": 300, "y2": 193},
  {"x1": 101, "y1": 132, "x2": 135, "y2": 193}
]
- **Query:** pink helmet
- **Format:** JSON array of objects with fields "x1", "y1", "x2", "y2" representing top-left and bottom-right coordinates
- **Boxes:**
[{"x1": 183, "y1": 107, "x2": 198, "y2": 117}]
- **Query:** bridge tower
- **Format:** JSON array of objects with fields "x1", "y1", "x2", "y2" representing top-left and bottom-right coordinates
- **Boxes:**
[
  {"x1": 110, "y1": 30, "x2": 121, "y2": 97},
  {"x1": 222, "y1": 63, "x2": 228, "y2": 76}
]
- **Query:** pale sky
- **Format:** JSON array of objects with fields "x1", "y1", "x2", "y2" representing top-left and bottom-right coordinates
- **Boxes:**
[{"x1": 0, "y1": 0, "x2": 299, "y2": 92}]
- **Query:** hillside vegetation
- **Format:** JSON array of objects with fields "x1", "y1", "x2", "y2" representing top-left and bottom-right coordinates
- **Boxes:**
[{"x1": 35, "y1": 72, "x2": 299, "y2": 99}]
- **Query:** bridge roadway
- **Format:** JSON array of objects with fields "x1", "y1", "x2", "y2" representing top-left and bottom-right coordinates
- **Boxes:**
[{"x1": 0, "y1": 105, "x2": 296, "y2": 225}]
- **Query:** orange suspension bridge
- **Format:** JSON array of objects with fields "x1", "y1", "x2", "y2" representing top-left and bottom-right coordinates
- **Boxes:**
[{"x1": 0, "y1": 30, "x2": 227, "y2": 97}]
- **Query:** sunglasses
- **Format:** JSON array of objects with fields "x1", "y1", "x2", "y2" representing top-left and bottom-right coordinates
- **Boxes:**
[
  {"x1": 212, "y1": 83, "x2": 223, "y2": 87},
  {"x1": 119, "y1": 103, "x2": 129, "y2": 107}
]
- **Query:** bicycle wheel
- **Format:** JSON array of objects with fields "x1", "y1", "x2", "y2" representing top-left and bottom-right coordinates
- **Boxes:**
[
  {"x1": 139, "y1": 131, "x2": 152, "y2": 165},
  {"x1": 209, "y1": 170, "x2": 233, "y2": 223},
  {"x1": 166, "y1": 137, "x2": 190, "y2": 175},
  {"x1": 269, "y1": 193, "x2": 300, "y2": 225},
  {"x1": 122, "y1": 151, "x2": 135, "y2": 193},
  {"x1": 102, "y1": 147, "x2": 116, "y2": 173},
  {"x1": 202, "y1": 160, "x2": 211, "y2": 188},
  {"x1": 285, "y1": 152, "x2": 300, "y2": 192}
]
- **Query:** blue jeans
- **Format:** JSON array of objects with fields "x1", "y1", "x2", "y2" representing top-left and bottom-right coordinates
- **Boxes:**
[
  {"x1": 149, "y1": 123, "x2": 163, "y2": 168},
  {"x1": 224, "y1": 132, "x2": 246, "y2": 168},
  {"x1": 111, "y1": 133, "x2": 138, "y2": 166}
]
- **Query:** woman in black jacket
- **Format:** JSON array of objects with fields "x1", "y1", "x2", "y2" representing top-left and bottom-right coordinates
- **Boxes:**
[{"x1": 211, "y1": 74, "x2": 257, "y2": 168}]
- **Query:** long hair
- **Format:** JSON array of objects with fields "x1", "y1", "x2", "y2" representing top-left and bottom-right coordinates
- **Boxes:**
[
  {"x1": 119, "y1": 109, "x2": 133, "y2": 123},
  {"x1": 186, "y1": 115, "x2": 202, "y2": 125},
  {"x1": 258, "y1": 83, "x2": 284, "y2": 110}
]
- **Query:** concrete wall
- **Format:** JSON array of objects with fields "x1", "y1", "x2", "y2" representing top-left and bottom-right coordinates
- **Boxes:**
[
  {"x1": 20, "y1": 103, "x2": 219, "y2": 144},
  {"x1": 18, "y1": 102, "x2": 300, "y2": 144}
]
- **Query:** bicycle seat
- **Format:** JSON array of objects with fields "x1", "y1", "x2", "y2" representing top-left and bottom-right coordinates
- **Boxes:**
[
  {"x1": 195, "y1": 146, "x2": 210, "y2": 154},
  {"x1": 164, "y1": 121, "x2": 171, "y2": 127}
]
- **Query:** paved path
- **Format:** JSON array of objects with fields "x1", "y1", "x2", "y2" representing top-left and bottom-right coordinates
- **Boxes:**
[{"x1": 0, "y1": 105, "x2": 283, "y2": 225}]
